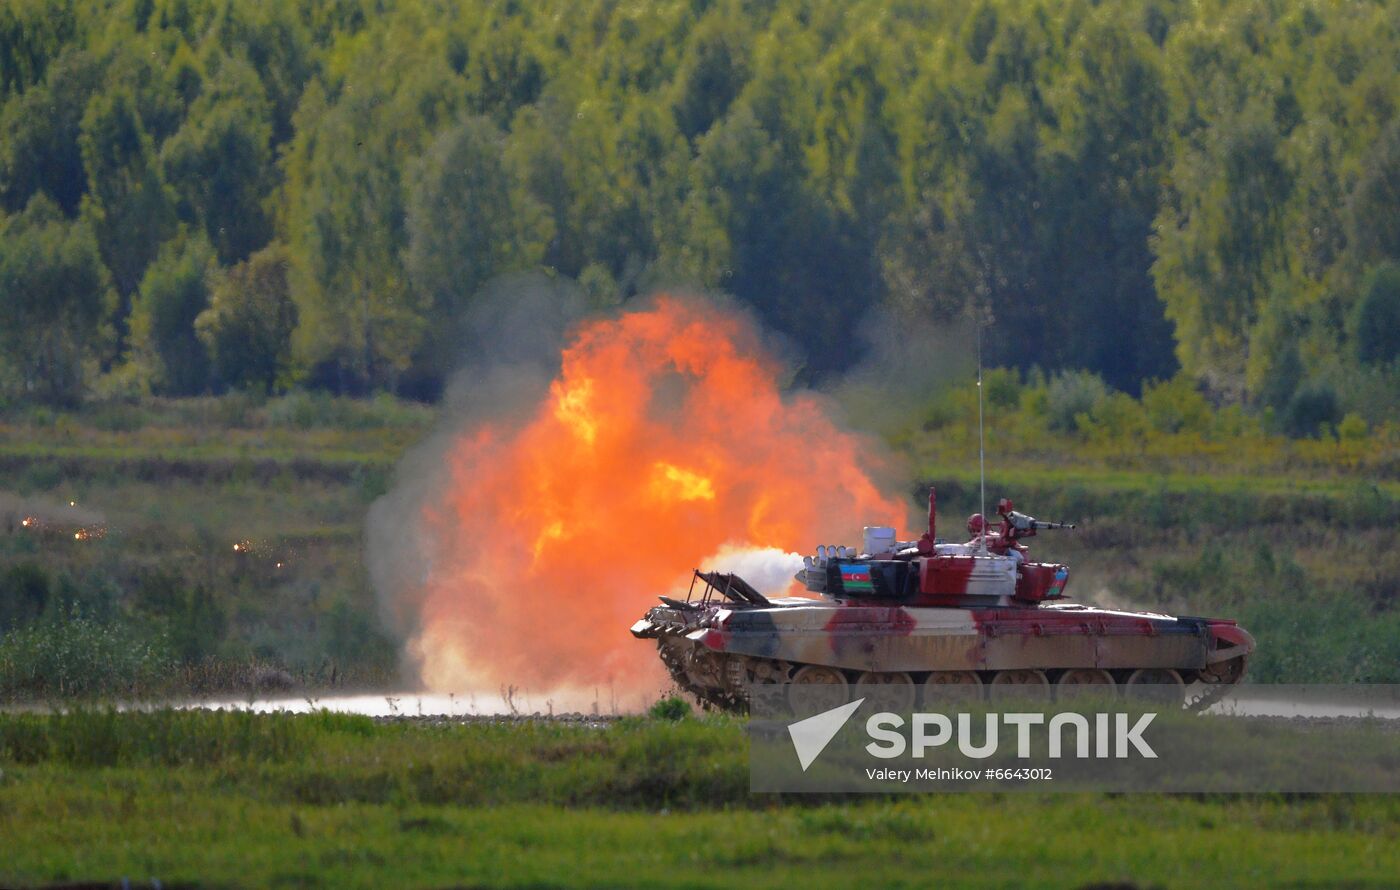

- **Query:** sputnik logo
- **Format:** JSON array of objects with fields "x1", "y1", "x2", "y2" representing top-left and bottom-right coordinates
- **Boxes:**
[{"x1": 787, "y1": 698, "x2": 865, "y2": 771}]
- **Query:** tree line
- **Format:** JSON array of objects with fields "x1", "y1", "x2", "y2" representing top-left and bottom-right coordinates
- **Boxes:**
[{"x1": 1, "y1": 0, "x2": 1398, "y2": 428}]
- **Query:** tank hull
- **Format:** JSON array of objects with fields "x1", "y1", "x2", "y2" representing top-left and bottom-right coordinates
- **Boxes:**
[{"x1": 632, "y1": 597, "x2": 1254, "y2": 711}]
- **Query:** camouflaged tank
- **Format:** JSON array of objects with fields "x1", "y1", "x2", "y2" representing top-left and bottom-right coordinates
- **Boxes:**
[{"x1": 631, "y1": 490, "x2": 1254, "y2": 712}]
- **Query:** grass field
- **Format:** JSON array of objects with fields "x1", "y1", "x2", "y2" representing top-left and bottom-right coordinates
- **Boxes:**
[{"x1": 2, "y1": 709, "x2": 1399, "y2": 889}]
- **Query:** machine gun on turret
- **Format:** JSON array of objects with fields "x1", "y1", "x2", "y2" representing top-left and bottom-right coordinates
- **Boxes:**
[{"x1": 996, "y1": 498, "x2": 1075, "y2": 543}]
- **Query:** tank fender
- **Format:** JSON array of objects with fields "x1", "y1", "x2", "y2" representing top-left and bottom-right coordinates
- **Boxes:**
[{"x1": 1205, "y1": 621, "x2": 1255, "y2": 663}]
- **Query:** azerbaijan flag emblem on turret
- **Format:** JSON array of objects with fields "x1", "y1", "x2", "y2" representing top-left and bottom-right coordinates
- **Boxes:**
[{"x1": 838, "y1": 562, "x2": 874, "y2": 592}]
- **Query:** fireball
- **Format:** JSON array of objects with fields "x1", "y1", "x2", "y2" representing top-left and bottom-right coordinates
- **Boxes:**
[{"x1": 406, "y1": 295, "x2": 905, "y2": 699}]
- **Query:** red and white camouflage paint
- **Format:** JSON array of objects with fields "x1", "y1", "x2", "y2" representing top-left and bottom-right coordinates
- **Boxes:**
[{"x1": 632, "y1": 490, "x2": 1254, "y2": 711}]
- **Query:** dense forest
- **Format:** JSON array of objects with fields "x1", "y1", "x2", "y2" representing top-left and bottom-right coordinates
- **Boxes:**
[{"x1": 2, "y1": 0, "x2": 1399, "y2": 428}]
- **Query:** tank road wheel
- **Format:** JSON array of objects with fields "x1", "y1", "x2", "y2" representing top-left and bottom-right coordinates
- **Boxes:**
[
  {"x1": 789, "y1": 665, "x2": 850, "y2": 716},
  {"x1": 921, "y1": 670, "x2": 984, "y2": 705},
  {"x1": 1124, "y1": 668, "x2": 1185, "y2": 706},
  {"x1": 724, "y1": 655, "x2": 752, "y2": 692},
  {"x1": 1055, "y1": 668, "x2": 1117, "y2": 704},
  {"x1": 739, "y1": 658, "x2": 793, "y2": 715},
  {"x1": 751, "y1": 659, "x2": 793, "y2": 684},
  {"x1": 855, "y1": 671, "x2": 916, "y2": 712},
  {"x1": 988, "y1": 669, "x2": 1051, "y2": 701}
]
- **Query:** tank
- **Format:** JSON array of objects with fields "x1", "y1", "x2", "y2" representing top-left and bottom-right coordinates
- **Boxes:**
[{"x1": 631, "y1": 489, "x2": 1254, "y2": 712}]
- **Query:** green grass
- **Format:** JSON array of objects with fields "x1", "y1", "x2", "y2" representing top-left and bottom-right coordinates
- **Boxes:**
[{"x1": 1, "y1": 710, "x2": 1398, "y2": 888}]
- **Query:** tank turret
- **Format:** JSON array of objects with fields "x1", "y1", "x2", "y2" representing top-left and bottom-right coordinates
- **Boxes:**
[{"x1": 798, "y1": 490, "x2": 1075, "y2": 605}]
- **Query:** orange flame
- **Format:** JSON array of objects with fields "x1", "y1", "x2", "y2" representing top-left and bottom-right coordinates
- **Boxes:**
[{"x1": 411, "y1": 295, "x2": 905, "y2": 700}]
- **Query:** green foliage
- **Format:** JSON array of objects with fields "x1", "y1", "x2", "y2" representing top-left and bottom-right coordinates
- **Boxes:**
[
  {"x1": 159, "y1": 55, "x2": 274, "y2": 265},
  {"x1": 1354, "y1": 262, "x2": 1400, "y2": 367},
  {"x1": 320, "y1": 596, "x2": 393, "y2": 674},
  {"x1": 0, "y1": 47, "x2": 100, "y2": 215},
  {"x1": 981, "y1": 368, "x2": 1020, "y2": 409},
  {"x1": 131, "y1": 231, "x2": 215, "y2": 395},
  {"x1": 405, "y1": 116, "x2": 551, "y2": 381},
  {"x1": 1349, "y1": 119, "x2": 1400, "y2": 262},
  {"x1": 0, "y1": 562, "x2": 49, "y2": 632},
  {"x1": 0, "y1": 607, "x2": 173, "y2": 698},
  {"x1": 78, "y1": 88, "x2": 179, "y2": 300},
  {"x1": 1254, "y1": 337, "x2": 1304, "y2": 410},
  {"x1": 280, "y1": 25, "x2": 459, "y2": 392},
  {"x1": 647, "y1": 695, "x2": 693, "y2": 720},
  {"x1": 1044, "y1": 370, "x2": 1110, "y2": 433},
  {"x1": 259, "y1": 390, "x2": 423, "y2": 430},
  {"x1": 0, "y1": 707, "x2": 319, "y2": 767},
  {"x1": 1283, "y1": 382, "x2": 1342, "y2": 439},
  {"x1": 0, "y1": 194, "x2": 111, "y2": 405},
  {"x1": 0, "y1": 0, "x2": 1396, "y2": 406},
  {"x1": 0, "y1": 0, "x2": 77, "y2": 95},
  {"x1": 912, "y1": 366, "x2": 1399, "y2": 479},
  {"x1": 1338, "y1": 412, "x2": 1368, "y2": 442},
  {"x1": 1140, "y1": 375, "x2": 1211, "y2": 435},
  {"x1": 135, "y1": 569, "x2": 227, "y2": 666},
  {"x1": 196, "y1": 243, "x2": 297, "y2": 392}
]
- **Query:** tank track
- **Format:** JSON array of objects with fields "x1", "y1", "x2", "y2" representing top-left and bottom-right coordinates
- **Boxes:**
[
  {"x1": 1183, "y1": 655, "x2": 1250, "y2": 713},
  {"x1": 656, "y1": 638, "x2": 1247, "y2": 713}
]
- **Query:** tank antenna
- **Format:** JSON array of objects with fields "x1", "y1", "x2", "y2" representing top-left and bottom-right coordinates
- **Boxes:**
[{"x1": 976, "y1": 318, "x2": 988, "y2": 556}]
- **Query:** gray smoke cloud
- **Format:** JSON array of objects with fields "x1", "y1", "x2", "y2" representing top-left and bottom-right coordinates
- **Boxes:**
[
  {"x1": 365, "y1": 272, "x2": 591, "y2": 676},
  {"x1": 825, "y1": 308, "x2": 974, "y2": 438}
]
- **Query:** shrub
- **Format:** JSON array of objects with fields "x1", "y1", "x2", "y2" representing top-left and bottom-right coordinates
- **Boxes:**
[
  {"x1": 1141, "y1": 376, "x2": 1212, "y2": 434},
  {"x1": 195, "y1": 243, "x2": 297, "y2": 393},
  {"x1": 0, "y1": 195, "x2": 111, "y2": 405},
  {"x1": 648, "y1": 696, "x2": 693, "y2": 720},
  {"x1": 132, "y1": 571, "x2": 228, "y2": 669},
  {"x1": 1045, "y1": 370, "x2": 1111, "y2": 433},
  {"x1": 1338, "y1": 412, "x2": 1368, "y2": 442},
  {"x1": 260, "y1": 390, "x2": 430, "y2": 430},
  {"x1": 1078, "y1": 392, "x2": 1145, "y2": 440},
  {"x1": 130, "y1": 232, "x2": 216, "y2": 395},
  {"x1": 982, "y1": 368, "x2": 1021, "y2": 409},
  {"x1": 1283, "y1": 382, "x2": 1342, "y2": 438},
  {"x1": 0, "y1": 609, "x2": 173, "y2": 699},
  {"x1": 1355, "y1": 263, "x2": 1400, "y2": 367}
]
